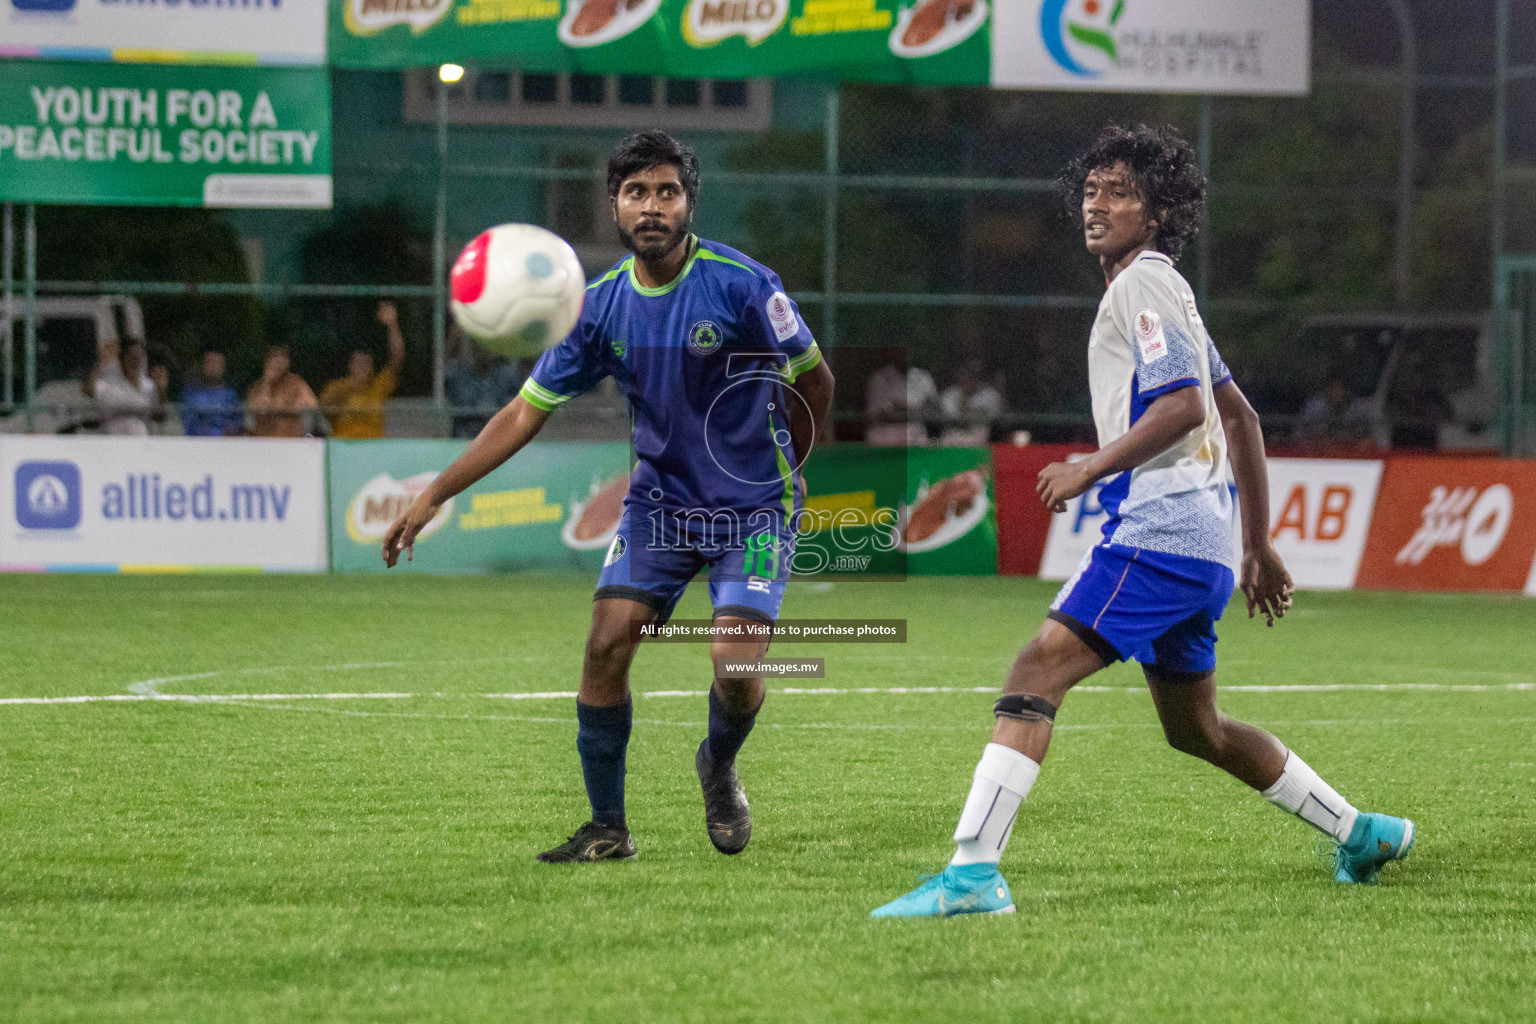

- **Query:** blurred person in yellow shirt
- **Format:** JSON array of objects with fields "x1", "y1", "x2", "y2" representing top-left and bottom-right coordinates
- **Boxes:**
[{"x1": 320, "y1": 301, "x2": 407, "y2": 440}]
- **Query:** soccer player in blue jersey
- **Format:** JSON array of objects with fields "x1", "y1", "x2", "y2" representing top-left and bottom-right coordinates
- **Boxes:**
[
  {"x1": 872, "y1": 125, "x2": 1414, "y2": 918},
  {"x1": 383, "y1": 131, "x2": 834, "y2": 863}
]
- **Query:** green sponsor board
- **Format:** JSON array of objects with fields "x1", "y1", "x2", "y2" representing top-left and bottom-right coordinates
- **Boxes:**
[
  {"x1": 330, "y1": 0, "x2": 989, "y2": 83},
  {"x1": 901, "y1": 446, "x2": 996, "y2": 575},
  {"x1": 795, "y1": 445, "x2": 996, "y2": 577},
  {"x1": 0, "y1": 61, "x2": 332, "y2": 208},
  {"x1": 328, "y1": 439, "x2": 632, "y2": 573},
  {"x1": 796, "y1": 445, "x2": 906, "y2": 578}
]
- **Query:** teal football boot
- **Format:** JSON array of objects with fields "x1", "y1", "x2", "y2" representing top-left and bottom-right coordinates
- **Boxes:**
[
  {"x1": 1335, "y1": 812, "x2": 1415, "y2": 884},
  {"x1": 871, "y1": 863, "x2": 1016, "y2": 918}
]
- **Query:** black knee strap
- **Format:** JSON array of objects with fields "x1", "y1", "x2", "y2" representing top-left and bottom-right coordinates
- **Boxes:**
[{"x1": 994, "y1": 694, "x2": 1058, "y2": 722}]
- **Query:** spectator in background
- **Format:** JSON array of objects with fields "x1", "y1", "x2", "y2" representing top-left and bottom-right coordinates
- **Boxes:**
[
  {"x1": 84, "y1": 338, "x2": 167, "y2": 436},
  {"x1": 1294, "y1": 379, "x2": 1373, "y2": 448},
  {"x1": 865, "y1": 358, "x2": 938, "y2": 446},
  {"x1": 247, "y1": 345, "x2": 319, "y2": 438},
  {"x1": 445, "y1": 328, "x2": 524, "y2": 439},
  {"x1": 938, "y1": 358, "x2": 1003, "y2": 447},
  {"x1": 180, "y1": 349, "x2": 244, "y2": 437},
  {"x1": 320, "y1": 300, "x2": 406, "y2": 440}
]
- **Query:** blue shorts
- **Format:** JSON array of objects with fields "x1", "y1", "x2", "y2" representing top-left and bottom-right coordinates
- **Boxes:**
[
  {"x1": 1049, "y1": 543, "x2": 1235, "y2": 679},
  {"x1": 594, "y1": 506, "x2": 794, "y2": 624}
]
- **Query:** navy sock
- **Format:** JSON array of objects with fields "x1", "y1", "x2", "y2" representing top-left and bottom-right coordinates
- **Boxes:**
[
  {"x1": 576, "y1": 698, "x2": 632, "y2": 828},
  {"x1": 703, "y1": 686, "x2": 758, "y2": 766}
]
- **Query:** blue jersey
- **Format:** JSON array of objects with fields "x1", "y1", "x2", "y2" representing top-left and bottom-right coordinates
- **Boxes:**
[{"x1": 519, "y1": 237, "x2": 821, "y2": 522}]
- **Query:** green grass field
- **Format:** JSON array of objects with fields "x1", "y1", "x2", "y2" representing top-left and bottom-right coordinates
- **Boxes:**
[{"x1": 2, "y1": 573, "x2": 1534, "y2": 1023}]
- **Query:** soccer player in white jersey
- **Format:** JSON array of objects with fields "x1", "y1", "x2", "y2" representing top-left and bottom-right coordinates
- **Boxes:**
[{"x1": 873, "y1": 124, "x2": 1415, "y2": 918}]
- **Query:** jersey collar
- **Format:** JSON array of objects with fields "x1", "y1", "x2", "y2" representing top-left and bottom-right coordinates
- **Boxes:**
[
  {"x1": 628, "y1": 234, "x2": 700, "y2": 297},
  {"x1": 1136, "y1": 250, "x2": 1175, "y2": 267}
]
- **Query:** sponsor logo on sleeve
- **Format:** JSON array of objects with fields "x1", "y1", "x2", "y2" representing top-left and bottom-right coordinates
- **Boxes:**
[
  {"x1": 766, "y1": 291, "x2": 799, "y2": 342},
  {"x1": 1134, "y1": 308, "x2": 1166, "y2": 364}
]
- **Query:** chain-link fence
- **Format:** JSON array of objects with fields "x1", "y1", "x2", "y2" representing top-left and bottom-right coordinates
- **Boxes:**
[{"x1": 4, "y1": 6, "x2": 1535, "y2": 452}]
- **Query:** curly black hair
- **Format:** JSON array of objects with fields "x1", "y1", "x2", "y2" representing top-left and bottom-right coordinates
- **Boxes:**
[
  {"x1": 1059, "y1": 124, "x2": 1207, "y2": 261},
  {"x1": 607, "y1": 130, "x2": 700, "y2": 210}
]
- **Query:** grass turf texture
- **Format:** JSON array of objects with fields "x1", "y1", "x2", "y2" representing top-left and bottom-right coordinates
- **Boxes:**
[{"x1": 1, "y1": 574, "x2": 1533, "y2": 1023}]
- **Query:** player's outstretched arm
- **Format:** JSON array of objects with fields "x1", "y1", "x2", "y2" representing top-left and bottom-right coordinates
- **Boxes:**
[
  {"x1": 382, "y1": 395, "x2": 551, "y2": 567},
  {"x1": 1214, "y1": 379, "x2": 1294, "y2": 626},
  {"x1": 1037, "y1": 386, "x2": 1204, "y2": 511}
]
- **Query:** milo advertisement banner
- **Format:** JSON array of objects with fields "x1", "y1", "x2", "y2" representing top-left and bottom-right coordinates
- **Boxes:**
[
  {"x1": 0, "y1": 61, "x2": 332, "y2": 208},
  {"x1": 900, "y1": 446, "x2": 996, "y2": 575},
  {"x1": 331, "y1": 0, "x2": 1308, "y2": 95},
  {"x1": 328, "y1": 439, "x2": 631, "y2": 573},
  {"x1": 334, "y1": 0, "x2": 989, "y2": 84},
  {"x1": 797, "y1": 445, "x2": 996, "y2": 577}
]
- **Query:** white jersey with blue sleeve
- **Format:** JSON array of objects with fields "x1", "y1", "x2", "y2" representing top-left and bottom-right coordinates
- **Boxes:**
[{"x1": 1086, "y1": 250, "x2": 1233, "y2": 565}]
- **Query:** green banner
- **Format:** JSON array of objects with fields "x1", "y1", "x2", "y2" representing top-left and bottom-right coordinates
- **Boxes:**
[
  {"x1": 901, "y1": 446, "x2": 996, "y2": 575},
  {"x1": 328, "y1": 439, "x2": 632, "y2": 574},
  {"x1": 797, "y1": 445, "x2": 996, "y2": 577},
  {"x1": 0, "y1": 61, "x2": 332, "y2": 208},
  {"x1": 331, "y1": 0, "x2": 989, "y2": 83}
]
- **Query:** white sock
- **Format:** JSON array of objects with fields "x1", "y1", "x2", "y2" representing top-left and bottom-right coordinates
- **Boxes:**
[
  {"x1": 1261, "y1": 750, "x2": 1359, "y2": 842},
  {"x1": 950, "y1": 743, "x2": 1041, "y2": 867}
]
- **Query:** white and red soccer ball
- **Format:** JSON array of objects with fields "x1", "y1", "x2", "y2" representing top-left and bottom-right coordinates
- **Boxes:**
[{"x1": 450, "y1": 224, "x2": 585, "y2": 358}]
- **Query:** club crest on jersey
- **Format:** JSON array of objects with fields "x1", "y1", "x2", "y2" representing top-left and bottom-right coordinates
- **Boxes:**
[
  {"x1": 688, "y1": 320, "x2": 723, "y2": 355},
  {"x1": 604, "y1": 534, "x2": 627, "y2": 566},
  {"x1": 1135, "y1": 309, "x2": 1167, "y2": 364},
  {"x1": 766, "y1": 290, "x2": 799, "y2": 342}
]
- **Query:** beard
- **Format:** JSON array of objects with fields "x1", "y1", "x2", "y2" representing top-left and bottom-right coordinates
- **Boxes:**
[{"x1": 617, "y1": 216, "x2": 690, "y2": 261}]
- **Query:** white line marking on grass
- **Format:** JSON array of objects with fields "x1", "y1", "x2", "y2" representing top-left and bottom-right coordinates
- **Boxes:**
[
  {"x1": 2, "y1": 677, "x2": 1531, "y2": 710},
  {"x1": 0, "y1": 692, "x2": 414, "y2": 706},
  {"x1": 128, "y1": 662, "x2": 410, "y2": 696}
]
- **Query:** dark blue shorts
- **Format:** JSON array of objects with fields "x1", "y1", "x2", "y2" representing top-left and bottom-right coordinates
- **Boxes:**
[
  {"x1": 1049, "y1": 543, "x2": 1234, "y2": 678},
  {"x1": 594, "y1": 506, "x2": 793, "y2": 624}
]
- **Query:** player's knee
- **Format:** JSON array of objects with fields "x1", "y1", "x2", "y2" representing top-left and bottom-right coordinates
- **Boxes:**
[
  {"x1": 584, "y1": 624, "x2": 637, "y2": 676},
  {"x1": 1006, "y1": 640, "x2": 1078, "y2": 704}
]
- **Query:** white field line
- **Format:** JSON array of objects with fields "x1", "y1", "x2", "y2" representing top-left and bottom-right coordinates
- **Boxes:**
[
  {"x1": 0, "y1": 692, "x2": 414, "y2": 706},
  {"x1": 163, "y1": 699, "x2": 1536, "y2": 733},
  {"x1": 2, "y1": 680, "x2": 1534, "y2": 708}
]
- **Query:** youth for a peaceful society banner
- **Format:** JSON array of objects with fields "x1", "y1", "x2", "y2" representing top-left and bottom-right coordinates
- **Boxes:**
[
  {"x1": 328, "y1": 439, "x2": 632, "y2": 573},
  {"x1": 0, "y1": 60, "x2": 332, "y2": 208},
  {"x1": 1, "y1": 0, "x2": 327, "y2": 66},
  {"x1": 331, "y1": 0, "x2": 1309, "y2": 95}
]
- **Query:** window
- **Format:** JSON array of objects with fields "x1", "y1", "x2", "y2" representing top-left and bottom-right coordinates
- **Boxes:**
[
  {"x1": 521, "y1": 73, "x2": 558, "y2": 104},
  {"x1": 570, "y1": 74, "x2": 606, "y2": 105},
  {"x1": 712, "y1": 80, "x2": 748, "y2": 108},
  {"x1": 665, "y1": 79, "x2": 701, "y2": 108},
  {"x1": 404, "y1": 71, "x2": 771, "y2": 131},
  {"x1": 473, "y1": 73, "x2": 510, "y2": 104},
  {"x1": 617, "y1": 75, "x2": 655, "y2": 106}
]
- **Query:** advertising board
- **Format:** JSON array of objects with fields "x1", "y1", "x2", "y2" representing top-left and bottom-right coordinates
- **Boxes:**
[
  {"x1": 1036, "y1": 457, "x2": 1381, "y2": 590},
  {"x1": 1, "y1": 0, "x2": 326, "y2": 66},
  {"x1": 0, "y1": 436, "x2": 327, "y2": 571},
  {"x1": 327, "y1": 439, "x2": 631, "y2": 574},
  {"x1": 0, "y1": 61, "x2": 332, "y2": 208},
  {"x1": 1261, "y1": 458, "x2": 1382, "y2": 590},
  {"x1": 992, "y1": 0, "x2": 1309, "y2": 95},
  {"x1": 1356, "y1": 457, "x2": 1536, "y2": 592},
  {"x1": 331, "y1": 0, "x2": 1310, "y2": 96}
]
